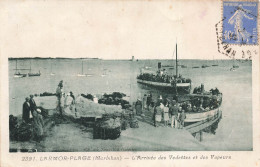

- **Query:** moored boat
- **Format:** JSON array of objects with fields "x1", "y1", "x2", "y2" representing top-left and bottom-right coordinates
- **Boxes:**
[
  {"x1": 137, "y1": 42, "x2": 191, "y2": 94},
  {"x1": 28, "y1": 61, "x2": 41, "y2": 77},
  {"x1": 14, "y1": 60, "x2": 27, "y2": 78}
]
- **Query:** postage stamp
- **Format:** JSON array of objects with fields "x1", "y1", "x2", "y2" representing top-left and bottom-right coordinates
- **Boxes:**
[{"x1": 222, "y1": 1, "x2": 258, "y2": 45}]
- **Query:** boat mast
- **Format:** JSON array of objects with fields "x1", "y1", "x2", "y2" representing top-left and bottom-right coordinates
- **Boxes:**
[
  {"x1": 15, "y1": 60, "x2": 18, "y2": 74},
  {"x1": 82, "y1": 61, "x2": 83, "y2": 74},
  {"x1": 29, "y1": 60, "x2": 31, "y2": 73},
  {"x1": 176, "y1": 43, "x2": 178, "y2": 77}
]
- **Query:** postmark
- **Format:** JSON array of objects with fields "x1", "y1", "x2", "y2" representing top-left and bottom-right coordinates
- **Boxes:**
[
  {"x1": 215, "y1": 17, "x2": 257, "y2": 61},
  {"x1": 222, "y1": 1, "x2": 258, "y2": 45}
]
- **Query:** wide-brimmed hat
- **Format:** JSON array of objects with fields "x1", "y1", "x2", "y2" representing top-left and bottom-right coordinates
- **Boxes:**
[{"x1": 36, "y1": 108, "x2": 41, "y2": 113}]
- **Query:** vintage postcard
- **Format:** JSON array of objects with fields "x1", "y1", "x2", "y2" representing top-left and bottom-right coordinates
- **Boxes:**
[{"x1": 0, "y1": 0, "x2": 259, "y2": 166}]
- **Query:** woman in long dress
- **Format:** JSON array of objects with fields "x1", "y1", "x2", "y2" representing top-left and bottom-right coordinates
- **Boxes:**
[{"x1": 163, "y1": 102, "x2": 169, "y2": 126}]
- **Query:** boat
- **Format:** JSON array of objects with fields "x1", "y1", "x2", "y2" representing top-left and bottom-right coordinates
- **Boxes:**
[
  {"x1": 77, "y1": 61, "x2": 87, "y2": 77},
  {"x1": 137, "y1": 42, "x2": 191, "y2": 94},
  {"x1": 212, "y1": 55, "x2": 219, "y2": 66},
  {"x1": 184, "y1": 93, "x2": 222, "y2": 123},
  {"x1": 201, "y1": 65, "x2": 207, "y2": 68},
  {"x1": 232, "y1": 57, "x2": 239, "y2": 68},
  {"x1": 14, "y1": 60, "x2": 27, "y2": 78},
  {"x1": 175, "y1": 85, "x2": 222, "y2": 124},
  {"x1": 28, "y1": 61, "x2": 41, "y2": 77},
  {"x1": 162, "y1": 65, "x2": 174, "y2": 68},
  {"x1": 28, "y1": 71, "x2": 41, "y2": 77},
  {"x1": 50, "y1": 63, "x2": 55, "y2": 76},
  {"x1": 192, "y1": 66, "x2": 200, "y2": 68}
]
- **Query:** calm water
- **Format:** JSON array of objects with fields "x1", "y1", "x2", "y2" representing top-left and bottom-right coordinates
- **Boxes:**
[{"x1": 9, "y1": 58, "x2": 252, "y2": 150}]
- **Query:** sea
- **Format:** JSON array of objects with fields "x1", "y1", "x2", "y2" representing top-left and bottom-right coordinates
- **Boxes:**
[{"x1": 8, "y1": 58, "x2": 252, "y2": 151}]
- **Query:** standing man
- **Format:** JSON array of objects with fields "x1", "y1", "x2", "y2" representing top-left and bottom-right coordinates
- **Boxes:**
[
  {"x1": 29, "y1": 95, "x2": 37, "y2": 116},
  {"x1": 147, "y1": 93, "x2": 152, "y2": 110},
  {"x1": 56, "y1": 82, "x2": 63, "y2": 116},
  {"x1": 22, "y1": 97, "x2": 31, "y2": 123}
]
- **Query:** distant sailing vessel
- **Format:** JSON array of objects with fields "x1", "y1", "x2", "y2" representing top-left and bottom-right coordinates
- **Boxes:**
[
  {"x1": 77, "y1": 61, "x2": 87, "y2": 77},
  {"x1": 50, "y1": 63, "x2": 55, "y2": 76},
  {"x1": 28, "y1": 61, "x2": 41, "y2": 77},
  {"x1": 137, "y1": 43, "x2": 191, "y2": 94},
  {"x1": 14, "y1": 60, "x2": 27, "y2": 78},
  {"x1": 230, "y1": 58, "x2": 239, "y2": 71},
  {"x1": 212, "y1": 55, "x2": 218, "y2": 66}
]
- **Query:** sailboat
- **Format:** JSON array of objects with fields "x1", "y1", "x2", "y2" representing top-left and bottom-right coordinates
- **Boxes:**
[
  {"x1": 50, "y1": 63, "x2": 55, "y2": 76},
  {"x1": 202, "y1": 60, "x2": 210, "y2": 68},
  {"x1": 212, "y1": 55, "x2": 218, "y2": 66},
  {"x1": 232, "y1": 58, "x2": 239, "y2": 68},
  {"x1": 14, "y1": 60, "x2": 27, "y2": 78},
  {"x1": 137, "y1": 42, "x2": 191, "y2": 94},
  {"x1": 77, "y1": 61, "x2": 86, "y2": 77},
  {"x1": 28, "y1": 61, "x2": 41, "y2": 77}
]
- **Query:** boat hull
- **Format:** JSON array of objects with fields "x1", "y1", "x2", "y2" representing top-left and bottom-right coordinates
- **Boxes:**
[
  {"x1": 14, "y1": 74, "x2": 27, "y2": 78},
  {"x1": 185, "y1": 108, "x2": 219, "y2": 123},
  {"x1": 28, "y1": 73, "x2": 41, "y2": 77},
  {"x1": 137, "y1": 79, "x2": 191, "y2": 93}
]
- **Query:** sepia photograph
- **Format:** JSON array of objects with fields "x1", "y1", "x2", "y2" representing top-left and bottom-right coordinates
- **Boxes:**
[{"x1": 1, "y1": 0, "x2": 259, "y2": 166}]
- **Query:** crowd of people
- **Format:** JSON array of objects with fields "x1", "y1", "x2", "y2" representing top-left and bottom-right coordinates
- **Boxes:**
[
  {"x1": 137, "y1": 70, "x2": 191, "y2": 84},
  {"x1": 135, "y1": 92, "x2": 222, "y2": 128}
]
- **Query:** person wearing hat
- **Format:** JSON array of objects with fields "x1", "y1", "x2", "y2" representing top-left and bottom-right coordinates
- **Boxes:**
[
  {"x1": 32, "y1": 109, "x2": 44, "y2": 141},
  {"x1": 22, "y1": 97, "x2": 31, "y2": 123},
  {"x1": 56, "y1": 82, "x2": 64, "y2": 116},
  {"x1": 29, "y1": 95, "x2": 37, "y2": 116},
  {"x1": 135, "y1": 98, "x2": 142, "y2": 116},
  {"x1": 154, "y1": 101, "x2": 164, "y2": 127},
  {"x1": 170, "y1": 100, "x2": 179, "y2": 128}
]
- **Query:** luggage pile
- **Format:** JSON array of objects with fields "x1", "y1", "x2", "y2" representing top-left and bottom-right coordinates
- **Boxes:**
[
  {"x1": 75, "y1": 96, "x2": 123, "y2": 117},
  {"x1": 98, "y1": 92, "x2": 130, "y2": 109},
  {"x1": 120, "y1": 111, "x2": 139, "y2": 130},
  {"x1": 93, "y1": 114, "x2": 121, "y2": 140},
  {"x1": 39, "y1": 92, "x2": 56, "y2": 97},
  {"x1": 129, "y1": 117, "x2": 139, "y2": 128}
]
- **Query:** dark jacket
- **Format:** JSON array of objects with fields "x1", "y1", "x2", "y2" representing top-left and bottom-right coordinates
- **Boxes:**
[
  {"x1": 22, "y1": 102, "x2": 30, "y2": 123},
  {"x1": 170, "y1": 105, "x2": 179, "y2": 116},
  {"x1": 29, "y1": 98, "x2": 37, "y2": 113}
]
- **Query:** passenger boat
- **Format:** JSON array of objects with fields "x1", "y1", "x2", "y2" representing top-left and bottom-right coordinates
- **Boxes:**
[
  {"x1": 184, "y1": 94, "x2": 222, "y2": 123},
  {"x1": 176, "y1": 85, "x2": 222, "y2": 124},
  {"x1": 137, "y1": 43, "x2": 191, "y2": 94}
]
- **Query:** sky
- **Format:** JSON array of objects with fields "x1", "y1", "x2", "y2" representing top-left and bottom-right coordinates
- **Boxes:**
[{"x1": 1, "y1": 0, "x2": 231, "y2": 60}]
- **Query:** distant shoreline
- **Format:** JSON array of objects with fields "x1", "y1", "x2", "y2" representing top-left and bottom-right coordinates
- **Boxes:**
[{"x1": 8, "y1": 57, "x2": 251, "y2": 61}]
